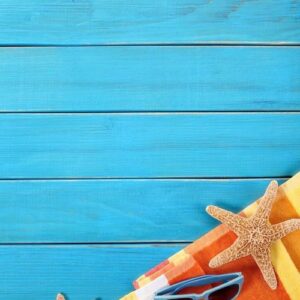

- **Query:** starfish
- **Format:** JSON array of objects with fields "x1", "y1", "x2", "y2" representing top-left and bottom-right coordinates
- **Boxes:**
[
  {"x1": 206, "y1": 180, "x2": 300, "y2": 290},
  {"x1": 56, "y1": 294, "x2": 66, "y2": 300}
]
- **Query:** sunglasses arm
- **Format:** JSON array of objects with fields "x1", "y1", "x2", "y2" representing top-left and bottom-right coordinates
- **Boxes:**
[{"x1": 156, "y1": 273, "x2": 242, "y2": 296}]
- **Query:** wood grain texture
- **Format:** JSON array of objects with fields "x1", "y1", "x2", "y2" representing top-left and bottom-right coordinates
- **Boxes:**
[
  {"x1": 0, "y1": 1, "x2": 299, "y2": 45},
  {"x1": 1, "y1": 1, "x2": 300, "y2": 299},
  {"x1": 0, "y1": 179, "x2": 284, "y2": 243},
  {"x1": 0, "y1": 244, "x2": 182, "y2": 299},
  {"x1": 0, "y1": 47, "x2": 300, "y2": 112},
  {"x1": 0, "y1": 113, "x2": 299, "y2": 179}
]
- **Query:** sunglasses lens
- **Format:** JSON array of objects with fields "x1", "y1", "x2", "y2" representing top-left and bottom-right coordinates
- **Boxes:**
[{"x1": 208, "y1": 284, "x2": 239, "y2": 300}]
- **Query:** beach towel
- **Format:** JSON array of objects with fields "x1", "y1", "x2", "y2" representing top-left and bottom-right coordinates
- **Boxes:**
[{"x1": 121, "y1": 172, "x2": 300, "y2": 300}]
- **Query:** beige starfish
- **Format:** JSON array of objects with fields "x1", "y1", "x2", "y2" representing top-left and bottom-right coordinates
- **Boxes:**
[{"x1": 206, "y1": 180, "x2": 300, "y2": 290}]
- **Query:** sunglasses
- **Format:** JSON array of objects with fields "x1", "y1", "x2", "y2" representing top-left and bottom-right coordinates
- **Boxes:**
[{"x1": 154, "y1": 272, "x2": 244, "y2": 300}]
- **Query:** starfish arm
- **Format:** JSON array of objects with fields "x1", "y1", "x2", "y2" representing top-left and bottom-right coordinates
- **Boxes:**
[
  {"x1": 209, "y1": 238, "x2": 250, "y2": 268},
  {"x1": 254, "y1": 180, "x2": 278, "y2": 223},
  {"x1": 253, "y1": 248, "x2": 277, "y2": 290},
  {"x1": 271, "y1": 219, "x2": 300, "y2": 240},
  {"x1": 206, "y1": 205, "x2": 247, "y2": 234}
]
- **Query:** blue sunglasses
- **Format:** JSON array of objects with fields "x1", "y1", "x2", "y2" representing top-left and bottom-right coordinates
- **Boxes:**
[{"x1": 154, "y1": 272, "x2": 244, "y2": 300}]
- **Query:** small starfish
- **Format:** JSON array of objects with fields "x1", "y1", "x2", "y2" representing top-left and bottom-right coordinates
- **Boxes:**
[
  {"x1": 206, "y1": 180, "x2": 300, "y2": 290},
  {"x1": 56, "y1": 294, "x2": 65, "y2": 300}
]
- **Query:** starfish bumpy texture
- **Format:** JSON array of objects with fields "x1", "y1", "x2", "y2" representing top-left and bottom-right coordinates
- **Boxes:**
[{"x1": 206, "y1": 180, "x2": 300, "y2": 290}]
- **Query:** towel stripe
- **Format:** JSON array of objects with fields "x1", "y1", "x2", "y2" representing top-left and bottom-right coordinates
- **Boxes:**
[
  {"x1": 244, "y1": 202, "x2": 300, "y2": 300},
  {"x1": 282, "y1": 172, "x2": 300, "y2": 216},
  {"x1": 271, "y1": 240, "x2": 300, "y2": 300},
  {"x1": 270, "y1": 188, "x2": 300, "y2": 271}
]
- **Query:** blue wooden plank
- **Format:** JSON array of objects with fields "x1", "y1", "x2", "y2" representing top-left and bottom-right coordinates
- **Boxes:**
[
  {"x1": 0, "y1": 47, "x2": 299, "y2": 112},
  {"x1": 0, "y1": 178, "x2": 285, "y2": 243},
  {"x1": 0, "y1": 244, "x2": 181, "y2": 299},
  {"x1": 0, "y1": 113, "x2": 299, "y2": 178},
  {"x1": 0, "y1": 1, "x2": 299, "y2": 45}
]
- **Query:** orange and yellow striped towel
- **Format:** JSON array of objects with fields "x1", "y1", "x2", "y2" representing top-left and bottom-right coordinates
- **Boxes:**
[{"x1": 121, "y1": 173, "x2": 300, "y2": 300}]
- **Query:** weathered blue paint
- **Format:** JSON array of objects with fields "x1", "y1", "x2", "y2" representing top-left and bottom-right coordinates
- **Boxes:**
[
  {"x1": 0, "y1": 1, "x2": 300, "y2": 299},
  {"x1": 0, "y1": 0, "x2": 299, "y2": 45},
  {"x1": 0, "y1": 179, "x2": 284, "y2": 243},
  {"x1": 0, "y1": 47, "x2": 299, "y2": 112},
  {"x1": 0, "y1": 113, "x2": 299, "y2": 178},
  {"x1": 0, "y1": 245, "x2": 182, "y2": 299}
]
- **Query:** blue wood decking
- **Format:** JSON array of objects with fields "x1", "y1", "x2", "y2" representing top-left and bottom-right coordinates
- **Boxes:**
[{"x1": 0, "y1": 1, "x2": 299, "y2": 299}]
